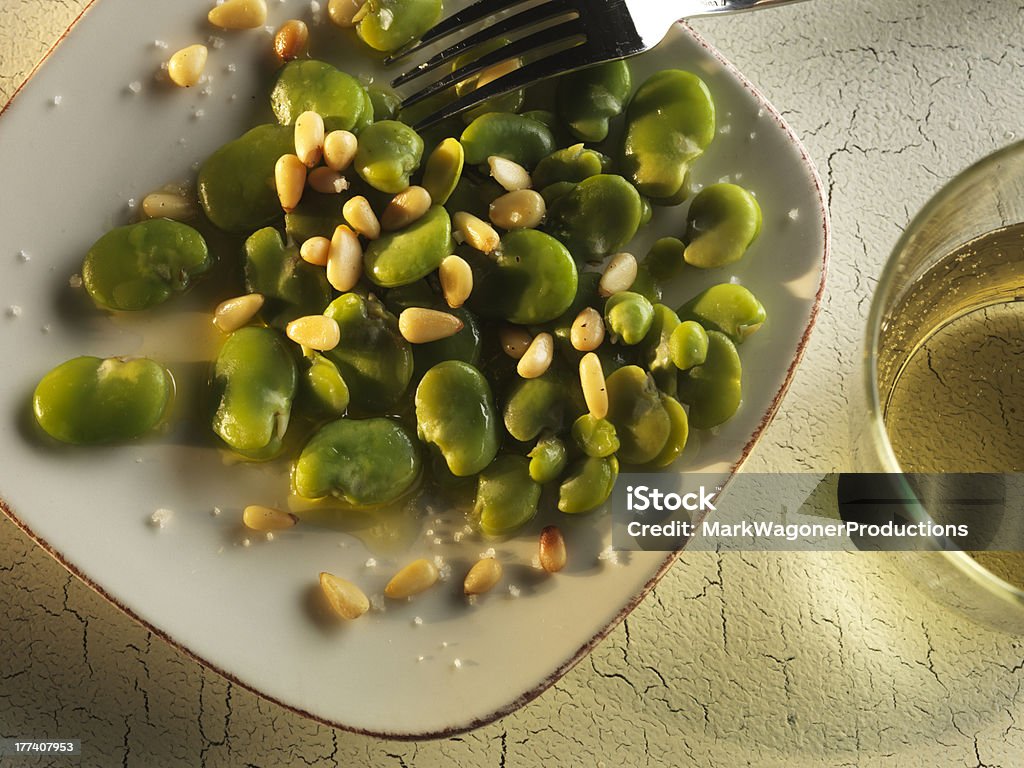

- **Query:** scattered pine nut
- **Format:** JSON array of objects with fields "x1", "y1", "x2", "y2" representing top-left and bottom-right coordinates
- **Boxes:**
[
  {"x1": 464, "y1": 557, "x2": 503, "y2": 595},
  {"x1": 213, "y1": 293, "x2": 264, "y2": 332},
  {"x1": 141, "y1": 191, "x2": 197, "y2": 221},
  {"x1": 323, "y1": 130, "x2": 358, "y2": 171},
  {"x1": 208, "y1": 0, "x2": 268, "y2": 29},
  {"x1": 308, "y1": 167, "x2": 349, "y2": 194},
  {"x1": 343, "y1": 196, "x2": 381, "y2": 240},
  {"x1": 327, "y1": 0, "x2": 367, "y2": 27},
  {"x1": 294, "y1": 111, "x2": 325, "y2": 167},
  {"x1": 488, "y1": 155, "x2": 531, "y2": 192},
  {"x1": 598, "y1": 252, "x2": 638, "y2": 297},
  {"x1": 438, "y1": 255, "x2": 473, "y2": 309},
  {"x1": 539, "y1": 525, "x2": 567, "y2": 573},
  {"x1": 326, "y1": 225, "x2": 362, "y2": 291},
  {"x1": 380, "y1": 186, "x2": 432, "y2": 231},
  {"x1": 385, "y1": 558, "x2": 439, "y2": 599},
  {"x1": 489, "y1": 189, "x2": 545, "y2": 230},
  {"x1": 300, "y1": 236, "x2": 331, "y2": 266},
  {"x1": 453, "y1": 211, "x2": 500, "y2": 254},
  {"x1": 319, "y1": 572, "x2": 370, "y2": 620},
  {"x1": 398, "y1": 307, "x2": 464, "y2": 344},
  {"x1": 286, "y1": 315, "x2": 341, "y2": 351},
  {"x1": 275, "y1": 154, "x2": 306, "y2": 212},
  {"x1": 273, "y1": 19, "x2": 308, "y2": 62},
  {"x1": 499, "y1": 324, "x2": 532, "y2": 359},
  {"x1": 242, "y1": 504, "x2": 298, "y2": 532},
  {"x1": 579, "y1": 353, "x2": 608, "y2": 420},
  {"x1": 517, "y1": 332, "x2": 554, "y2": 379},
  {"x1": 167, "y1": 45, "x2": 208, "y2": 88},
  {"x1": 570, "y1": 306, "x2": 605, "y2": 352}
]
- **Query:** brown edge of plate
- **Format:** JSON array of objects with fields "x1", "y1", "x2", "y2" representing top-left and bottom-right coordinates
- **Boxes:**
[{"x1": 0, "y1": 9, "x2": 831, "y2": 742}]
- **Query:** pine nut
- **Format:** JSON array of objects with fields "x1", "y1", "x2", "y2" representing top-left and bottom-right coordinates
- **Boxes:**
[
  {"x1": 517, "y1": 332, "x2": 553, "y2": 379},
  {"x1": 476, "y1": 59, "x2": 521, "y2": 90},
  {"x1": 464, "y1": 557, "x2": 502, "y2": 595},
  {"x1": 453, "y1": 211, "x2": 500, "y2": 254},
  {"x1": 380, "y1": 186, "x2": 432, "y2": 231},
  {"x1": 273, "y1": 19, "x2": 308, "y2": 62},
  {"x1": 213, "y1": 293, "x2": 264, "y2": 332},
  {"x1": 398, "y1": 307, "x2": 464, "y2": 344},
  {"x1": 487, "y1": 155, "x2": 531, "y2": 192},
  {"x1": 294, "y1": 111, "x2": 325, "y2": 167},
  {"x1": 141, "y1": 191, "x2": 196, "y2": 221},
  {"x1": 275, "y1": 154, "x2": 306, "y2": 212},
  {"x1": 208, "y1": 0, "x2": 268, "y2": 29},
  {"x1": 167, "y1": 45, "x2": 207, "y2": 88},
  {"x1": 539, "y1": 525, "x2": 567, "y2": 573},
  {"x1": 327, "y1": 0, "x2": 367, "y2": 27},
  {"x1": 489, "y1": 189, "x2": 545, "y2": 230},
  {"x1": 319, "y1": 572, "x2": 369, "y2": 620},
  {"x1": 438, "y1": 255, "x2": 472, "y2": 309},
  {"x1": 323, "y1": 130, "x2": 357, "y2": 171},
  {"x1": 286, "y1": 315, "x2": 341, "y2": 351},
  {"x1": 570, "y1": 307, "x2": 605, "y2": 352},
  {"x1": 579, "y1": 352, "x2": 608, "y2": 420},
  {"x1": 499, "y1": 324, "x2": 532, "y2": 359},
  {"x1": 300, "y1": 236, "x2": 331, "y2": 266},
  {"x1": 598, "y1": 252, "x2": 638, "y2": 297},
  {"x1": 308, "y1": 167, "x2": 349, "y2": 194},
  {"x1": 384, "y1": 558, "x2": 439, "y2": 599},
  {"x1": 242, "y1": 504, "x2": 298, "y2": 531},
  {"x1": 343, "y1": 196, "x2": 381, "y2": 240},
  {"x1": 326, "y1": 225, "x2": 362, "y2": 292}
]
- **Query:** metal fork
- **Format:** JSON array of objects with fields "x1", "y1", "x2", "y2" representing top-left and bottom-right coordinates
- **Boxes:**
[{"x1": 387, "y1": 0, "x2": 806, "y2": 130}]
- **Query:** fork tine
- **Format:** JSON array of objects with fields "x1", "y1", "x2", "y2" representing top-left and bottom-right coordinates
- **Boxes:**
[
  {"x1": 412, "y1": 45, "x2": 598, "y2": 132},
  {"x1": 390, "y1": 0, "x2": 573, "y2": 88},
  {"x1": 399, "y1": 17, "x2": 585, "y2": 111}
]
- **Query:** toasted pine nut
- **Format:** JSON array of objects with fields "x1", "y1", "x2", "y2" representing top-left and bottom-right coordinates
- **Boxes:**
[
  {"x1": 570, "y1": 307, "x2": 605, "y2": 352},
  {"x1": 275, "y1": 154, "x2": 306, "y2": 212},
  {"x1": 351, "y1": 1, "x2": 370, "y2": 23},
  {"x1": 384, "y1": 558, "x2": 439, "y2": 599},
  {"x1": 499, "y1": 324, "x2": 532, "y2": 359},
  {"x1": 319, "y1": 572, "x2": 369, "y2": 619},
  {"x1": 398, "y1": 307, "x2": 464, "y2": 344},
  {"x1": 539, "y1": 525, "x2": 567, "y2": 573},
  {"x1": 579, "y1": 353, "x2": 608, "y2": 420},
  {"x1": 208, "y1": 0, "x2": 268, "y2": 28},
  {"x1": 141, "y1": 191, "x2": 197, "y2": 221},
  {"x1": 294, "y1": 111, "x2": 325, "y2": 167},
  {"x1": 308, "y1": 167, "x2": 349, "y2": 194},
  {"x1": 327, "y1": 0, "x2": 367, "y2": 27},
  {"x1": 489, "y1": 189, "x2": 545, "y2": 230},
  {"x1": 487, "y1": 155, "x2": 531, "y2": 192},
  {"x1": 598, "y1": 252, "x2": 638, "y2": 297},
  {"x1": 242, "y1": 504, "x2": 298, "y2": 532},
  {"x1": 380, "y1": 186, "x2": 432, "y2": 231},
  {"x1": 300, "y1": 236, "x2": 331, "y2": 266},
  {"x1": 286, "y1": 315, "x2": 341, "y2": 351},
  {"x1": 438, "y1": 255, "x2": 473, "y2": 309},
  {"x1": 464, "y1": 557, "x2": 502, "y2": 595},
  {"x1": 476, "y1": 58, "x2": 521, "y2": 90},
  {"x1": 323, "y1": 130, "x2": 357, "y2": 171},
  {"x1": 167, "y1": 45, "x2": 208, "y2": 88},
  {"x1": 517, "y1": 332, "x2": 553, "y2": 379},
  {"x1": 343, "y1": 196, "x2": 381, "y2": 240},
  {"x1": 453, "y1": 211, "x2": 500, "y2": 254},
  {"x1": 213, "y1": 293, "x2": 264, "y2": 332},
  {"x1": 273, "y1": 19, "x2": 308, "y2": 62},
  {"x1": 326, "y1": 225, "x2": 362, "y2": 291}
]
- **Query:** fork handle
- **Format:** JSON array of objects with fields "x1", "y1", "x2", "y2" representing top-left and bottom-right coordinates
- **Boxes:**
[{"x1": 684, "y1": 0, "x2": 808, "y2": 16}]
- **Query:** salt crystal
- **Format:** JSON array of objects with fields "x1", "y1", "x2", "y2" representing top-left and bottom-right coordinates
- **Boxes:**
[
  {"x1": 412, "y1": 616, "x2": 423, "y2": 626},
  {"x1": 718, "y1": 124, "x2": 731, "y2": 135},
  {"x1": 226, "y1": 63, "x2": 237, "y2": 73},
  {"x1": 41, "y1": 324, "x2": 51, "y2": 334},
  {"x1": 365, "y1": 557, "x2": 377, "y2": 568},
  {"x1": 508, "y1": 584, "x2": 521, "y2": 598},
  {"x1": 417, "y1": 655, "x2": 425, "y2": 662},
  {"x1": 127, "y1": 81, "x2": 142, "y2": 94},
  {"x1": 531, "y1": 554, "x2": 542, "y2": 569},
  {"x1": 310, "y1": 0, "x2": 323, "y2": 22},
  {"x1": 452, "y1": 658, "x2": 462, "y2": 669},
  {"x1": 453, "y1": 531, "x2": 464, "y2": 543},
  {"x1": 788, "y1": 208, "x2": 800, "y2": 221},
  {"x1": 209, "y1": 35, "x2": 225, "y2": 49},
  {"x1": 425, "y1": 528, "x2": 434, "y2": 537},
  {"x1": 201, "y1": 86, "x2": 213, "y2": 97},
  {"x1": 440, "y1": 641, "x2": 449, "y2": 648},
  {"x1": 6, "y1": 306, "x2": 21, "y2": 318},
  {"x1": 150, "y1": 508, "x2": 173, "y2": 528},
  {"x1": 192, "y1": 109, "x2": 205, "y2": 120},
  {"x1": 68, "y1": 274, "x2": 83, "y2": 288},
  {"x1": 212, "y1": 506, "x2": 222, "y2": 516},
  {"x1": 242, "y1": 538, "x2": 251, "y2": 547},
  {"x1": 432, "y1": 537, "x2": 443, "y2": 546},
  {"x1": 479, "y1": 547, "x2": 495, "y2": 559},
  {"x1": 153, "y1": 40, "x2": 169, "y2": 49},
  {"x1": 597, "y1": 545, "x2": 619, "y2": 565},
  {"x1": 17, "y1": 250, "x2": 30, "y2": 262},
  {"x1": 749, "y1": 131, "x2": 757, "y2": 140},
  {"x1": 370, "y1": 594, "x2": 386, "y2": 612},
  {"x1": 466, "y1": 594, "x2": 478, "y2": 606},
  {"x1": 729, "y1": 275, "x2": 742, "y2": 285},
  {"x1": 51, "y1": 95, "x2": 63, "y2": 106},
  {"x1": 265, "y1": 532, "x2": 275, "y2": 542}
]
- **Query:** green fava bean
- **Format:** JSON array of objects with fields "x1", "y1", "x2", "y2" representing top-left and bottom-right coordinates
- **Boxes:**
[
  {"x1": 82, "y1": 219, "x2": 210, "y2": 311},
  {"x1": 33, "y1": 356, "x2": 172, "y2": 444},
  {"x1": 669, "y1": 320, "x2": 709, "y2": 370},
  {"x1": 357, "y1": 0, "x2": 442, "y2": 53},
  {"x1": 678, "y1": 331, "x2": 742, "y2": 429},
  {"x1": 300, "y1": 353, "x2": 350, "y2": 418},
  {"x1": 363, "y1": 205, "x2": 451, "y2": 287},
  {"x1": 677, "y1": 283, "x2": 766, "y2": 343},
  {"x1": 551, "y1": 271, "x2": 601, "y2": 359},
  {"x1": 684, "y1": 183, "x2": 763, "y2": 268},
  {"x1": 605, "y1": 291, "x2": 654, "y2": 346},
  {"x1": 623, "y1": 70, "x2": 716, "y2": 200},
  {"x1": 540, "y1": 181, "x2": 576, "y2": 208},
  {"x1": 558, "y1": 455, "x2": 619, "y2": 514},
  {"x1": 453, "y1": 38, "x2": 525, "y2": 123},
  {"x1": 367, "y1": 84, "x2": 401, "y2": 121},
  {"x1": 532, "y1": 143, "x2": 611, "y2": 190},
  {"x1": 571, "y1": 414, "x2": 620, "y2": 458},
  {"x1": 292, "y1": 417, "x2": 421, "y2": 506},
  {"x1": 469, "y1": 229, "x2": 578, "y2": 324},
  {"x1": 545, "y1": 175, "x2": 642, "y2": 262},
  {"x1": 558, "y1": 59, "x2": 632, "y2": 143},
  {"x1": 354, "y1": 120, "x2": 424, "y2": 194},
  {"x1": 528, "y1": 436, "x2": 568, "y2": 484},
  {"x1": 415, "y1": 361, "x2": 500, "y2": 476},
  {"x1": 644, "y1": 395, "x2": 689, "y2": 468},
  {"x1": 421, "y1": 138, "x2": 464, "y2": 206},
  {"x1": 605, "y1": 366, "x2": 670, "y2": 465},
  {"x1": 323, "y1": 293, "x2": 413, "y2": 412},
  {"x1": 271, "y1": 60, "x2": 372, "y2": 133},
  {"x1": 503, "y1": 369, "x2": 567, "y2": 443},
  {"x1": 644, "y1": 237, "x2": 686, "y2": 283},
  {"x1": 199, "y1": 124, "x2": 294, "y2": 233},
  {"x1": 473, "y1": 454, "x2": 541, "y2": 536},
  {"x1": 629, "y1": 264, "x2": 662, "y2": 304},
  {"x1": 638, "y1": 304, "x2": 681, "y2": 394},
  {"x1": 460, "y1": 113, "x2": 556, "y2": 170},
  {"x1": 245, "y1": 227, "x2": 333, "y2": 329},
  {"x1": 639, "y1": 196, "x2": 653, "y2": 226},
  {"x1": 285, "y1": 192, "x2": 346, "y2": 242},
  {"x1": 211, "y1": 327, "x2": 297, "y2": 460}
]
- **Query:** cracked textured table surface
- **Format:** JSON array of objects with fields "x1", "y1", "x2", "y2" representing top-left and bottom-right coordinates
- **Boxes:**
[{"x1": 3, "y1": 0, "x2": 1024, "y2": 765}]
